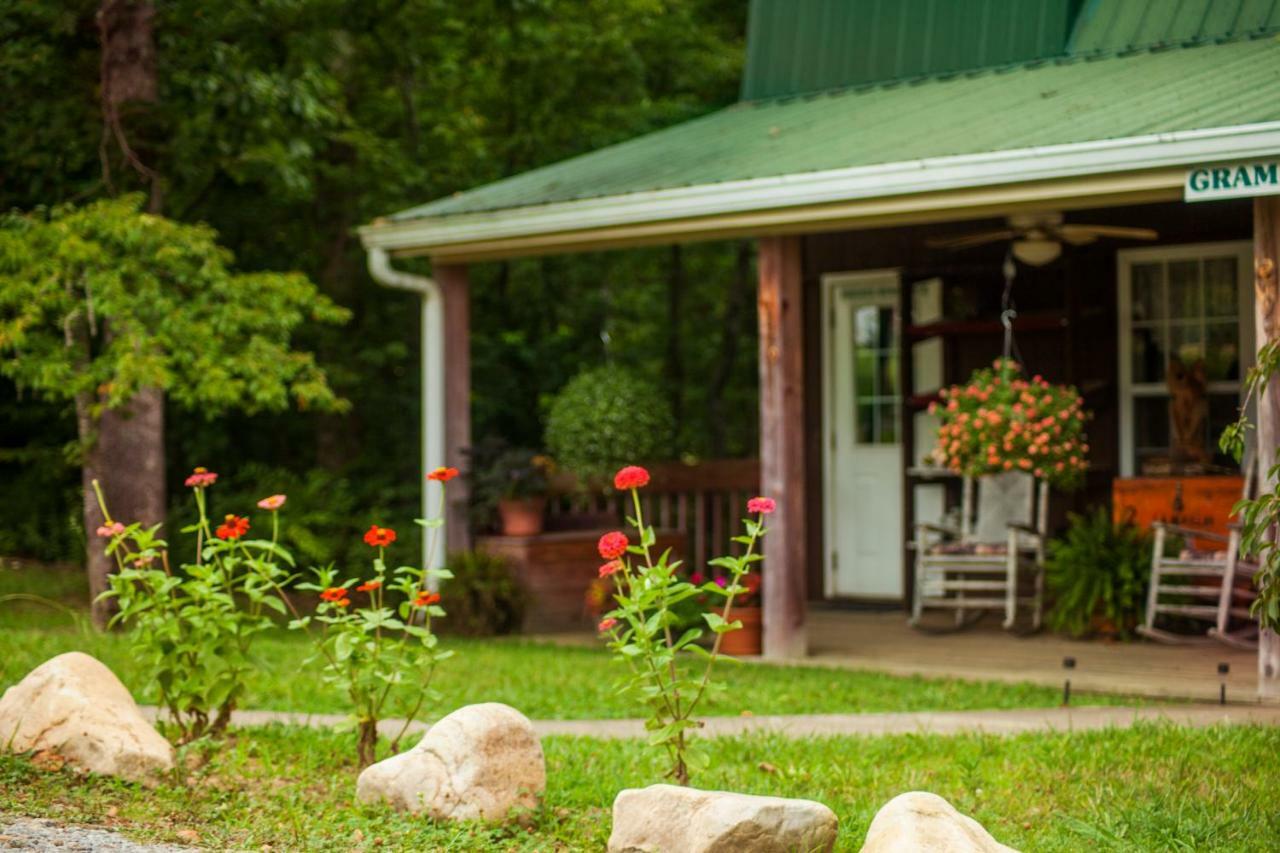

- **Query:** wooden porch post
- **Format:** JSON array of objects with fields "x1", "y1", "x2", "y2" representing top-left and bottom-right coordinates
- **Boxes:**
[
  {"x1": 436, "y1": 263, "x2": 472, "y2": 556},
  {"x1": 1254, "y1": 196, "x2": 1280, "y2": 699},
  {"x1": 757, "y1": 236, "x2": 808, "y2": 659}
]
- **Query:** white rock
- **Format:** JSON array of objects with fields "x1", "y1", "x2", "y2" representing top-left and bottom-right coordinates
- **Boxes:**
[
  {"x1": 0, "y1": 652, "x2": 174, "y2": 783},
  {"x1": 860, "y1": 792, "x2": 1018, "y2": 853},
  {"x1": 356, "y1": 702, "x2": 545, "y2": 821},
  {"x1": 607, "y1": 784, "x2": 838, "y2": 853}
]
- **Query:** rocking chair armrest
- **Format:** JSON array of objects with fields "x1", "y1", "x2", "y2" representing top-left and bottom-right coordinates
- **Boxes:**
[
  {"x1": 1005, "y1": 522, "x2": 1042, "y2": 540},
  {"x1": 915, "y1": 522, "x2": 960, "y2": 539},
  {"x1": 1151, "y1": 522, "x2": 1231, "y2": 543}
]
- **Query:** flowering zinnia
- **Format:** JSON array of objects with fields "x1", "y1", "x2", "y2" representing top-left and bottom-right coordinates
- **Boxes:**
[
  {"x1": 184, "y1": 467, "x2": 218, "y2": 488},
  {"x1": 320, "y1": 587, "x2": 347, "y2": 602},
  {"x1": 363, "y1": 524, "x2": 397, "y2": 547},
  {"x1": 597, "y1": 531, "x2": 628, "y2": 560},
  {"x1": 95, "y1": 521, "x2": 125, "y2": 538},
  {"x1": 216, "y1": 514, "x2": 250, "y2": 540},
  {"x1": 747, "y1": 496, "x2": 777, "y2": 515},
  {"x1": 427, "y1": 467, "x2": 460, "y2": 482},
  {"x1": 598, "y1": 560, "x2": 621, "y2": 578},
  {"x1": 597, "y1": 617, "x2": 618, "y2": 633},
  {"x1": 613, "y1": 465, "x2": 650, "y2": 490},
  {"x1": 257, "y1": 494, "x2": 287, "y2": 511},
  {"x1": 356, "y1": 579, "x2": 381, "y2": 593},
  {"x1": 414, "y1": 590, "x2": 441, "y2": 608}
]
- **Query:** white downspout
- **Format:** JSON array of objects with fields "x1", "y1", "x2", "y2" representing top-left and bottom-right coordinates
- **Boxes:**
[{"x1": 365, "y1": 247, "x2": 446, "y2": 578}]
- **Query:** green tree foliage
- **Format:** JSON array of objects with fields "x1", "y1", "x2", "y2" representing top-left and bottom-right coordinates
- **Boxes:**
[
  {"x1": 0, "y1": 0, "x2": 751, "y2": 562},
  {"x1": 0, "y1": 195, "x2": 347, "y2": 415}
]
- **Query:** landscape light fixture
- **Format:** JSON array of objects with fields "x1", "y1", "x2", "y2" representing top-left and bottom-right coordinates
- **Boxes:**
[
  {"x1": 1062, "y1": 656, "x2": 1076, "y2": 706},
  {"x1": 1218, "y1": 662, "x2": 1230, "y2": 705}
]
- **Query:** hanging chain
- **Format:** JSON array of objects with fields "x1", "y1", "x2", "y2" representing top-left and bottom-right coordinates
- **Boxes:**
[{"x1": 1000, "y1": 252, "x2": 1024, "y2": 366}]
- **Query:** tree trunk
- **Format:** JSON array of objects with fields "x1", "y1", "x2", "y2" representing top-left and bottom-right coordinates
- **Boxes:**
[
  {"x1": 86, "y1": 0, "x2": 167, "y2": 628},
  {"x1": 83, "y1": 386, "x2": 166, "y2": 627}
]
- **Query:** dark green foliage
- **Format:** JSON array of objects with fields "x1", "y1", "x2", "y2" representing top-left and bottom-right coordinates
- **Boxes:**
[
  {"x1": 1045, "y1": 508, "x2": 1151, "y2": 639},
  {"x1": 545, "y1": 364, "x2": 675, "y2": 480},
  {"x1": 466, "y1": 438, "x2": 550, "y2": 531},
  {"x1": 0, "y1": 1, "x2": 751, "y2": 562},
  {"x1": 437, "y1": 550, "x2": 526, "y2": 637}
]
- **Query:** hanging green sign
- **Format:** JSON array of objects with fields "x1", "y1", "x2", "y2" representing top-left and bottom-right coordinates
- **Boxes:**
[{"x1": 1185, "y1": 161, "x2": 1280, "y2": 202}]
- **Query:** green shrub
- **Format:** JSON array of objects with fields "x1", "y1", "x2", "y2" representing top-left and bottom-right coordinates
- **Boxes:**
[
  {"x1": 438, "y1": 550, "x2": 526, "y2": 636},
  {"x1": 1045, "y1": 507, "x2": 1151, "y2": 639},
  {"x1": 544, "y1": 365, "x2": 674, "y2": 481}
]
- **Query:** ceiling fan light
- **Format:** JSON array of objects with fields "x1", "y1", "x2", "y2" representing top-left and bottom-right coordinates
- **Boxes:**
[{"x1": 1012, "y1": 238, "x2": 1062, "y2": 266}]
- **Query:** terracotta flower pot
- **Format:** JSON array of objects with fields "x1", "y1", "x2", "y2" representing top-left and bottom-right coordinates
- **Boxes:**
[
  {"x1": 718, "y1": 605, "x2": 763, "y2": 656},
  {"x1": 498, "y1": 497, "x2": 546, "y2": 536}
]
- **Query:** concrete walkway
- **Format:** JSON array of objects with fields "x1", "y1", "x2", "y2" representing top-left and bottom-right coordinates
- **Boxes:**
[{"x1": 143, "y1": 702, "x2": 1280, "y2": 741}]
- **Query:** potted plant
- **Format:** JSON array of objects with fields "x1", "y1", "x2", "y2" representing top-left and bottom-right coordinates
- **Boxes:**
[
  {"x1": 712, "y1": 571, "x2": 762, "y2": 656},
  {"x1": 1045, "y1": 508, "x2": 1151, "y2": 640},
  {"x1": 470, "y1": 441, "x2": 551, "y2": 536},
  {"x1": 928, "y1": 357, "x2": 1090, "y2": 489}
]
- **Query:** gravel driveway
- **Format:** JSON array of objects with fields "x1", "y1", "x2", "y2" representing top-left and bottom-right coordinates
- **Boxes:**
[{"x1": 0, "y1": 818, "x2": 192, "y2": 852}]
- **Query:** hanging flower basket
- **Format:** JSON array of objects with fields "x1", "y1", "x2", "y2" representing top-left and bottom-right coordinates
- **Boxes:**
[{"x1": 928, "y1": 358, "x2": 1090, "y2": 490}]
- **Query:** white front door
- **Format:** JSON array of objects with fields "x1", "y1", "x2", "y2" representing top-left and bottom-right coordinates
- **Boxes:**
[{"x1": 823, "y1": 271, "x2": 903, "y2": 599}]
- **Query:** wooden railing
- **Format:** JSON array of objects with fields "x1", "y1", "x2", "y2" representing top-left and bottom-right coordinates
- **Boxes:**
[{"x1": 545, "y1": 458, "x2": 761, "y2": 571}]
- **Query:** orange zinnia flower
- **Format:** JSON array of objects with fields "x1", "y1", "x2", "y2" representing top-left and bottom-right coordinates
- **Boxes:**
[
  {"x1": 427, "y1": 466, "x2": 460, "y2": 483},
  {"x1": 356, "y1": 579, "x2": 381, "y2": 593},
  {"x1": 216, "y1": 514, "x2": 250, "y2": 540},
  {"x1": 414, "y1": 590, "x2": 441, "y2": 608},
  {"x1": 363, "y1": 525, "x2": 397, "y2": 547}
]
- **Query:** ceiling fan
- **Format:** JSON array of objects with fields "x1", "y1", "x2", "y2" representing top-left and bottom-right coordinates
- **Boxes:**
[{"x1": 926, "y1": 212, "x2": 1158, "y2": 266}]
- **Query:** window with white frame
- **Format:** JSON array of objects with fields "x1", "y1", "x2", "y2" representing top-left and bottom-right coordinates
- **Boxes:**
[{"x1": 1117, "y1": 242, "x2": 1253, "y2": 476}]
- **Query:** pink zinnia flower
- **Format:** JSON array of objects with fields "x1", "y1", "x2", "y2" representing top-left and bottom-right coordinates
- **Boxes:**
[
  {"x1": 96, "y1": 522, "x2": 125, "y2": 538},
  {"x1": 257, "y1": 494, "x2": 287, "y2": 511},
  {"x1": 599, "y1": 560, "x2": 621, "y2": 578},
  {"x1": 597, "y1": 617, "x2": 618, "y2": 633},
  {"x1": 747, "y1": 496, "x2": 776, "y2": 515},
  {"x1": 184, "y1": 467, "x2": 218, "y2": 488}
]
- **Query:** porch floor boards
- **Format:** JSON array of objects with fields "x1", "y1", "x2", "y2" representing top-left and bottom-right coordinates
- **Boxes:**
[{"x1": 807, "y1": 607, "x2": 1261, "y2": 704}]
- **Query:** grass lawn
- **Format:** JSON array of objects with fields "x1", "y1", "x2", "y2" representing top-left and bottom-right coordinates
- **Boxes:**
[
  {"x1": 3, "y1": 722, "x2": 1277, "y2": 851},
  {"x1": 0, "y1": 563, "x2": 1141, "y2": 719}
]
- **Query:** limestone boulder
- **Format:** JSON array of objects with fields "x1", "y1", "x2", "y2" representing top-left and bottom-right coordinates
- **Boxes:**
[
  {"x1": 860, "y1": 792, "x2": 1018, "y2": 853},
  {"x1": 607, "y1": 784, "x2": 838, "y2": 853},
  {"x1": 356, "y1": 702, "x2": 544, "y2": 822},
  {"x1": 0, "y1": 652, "x2": 174, "y2": 783}
]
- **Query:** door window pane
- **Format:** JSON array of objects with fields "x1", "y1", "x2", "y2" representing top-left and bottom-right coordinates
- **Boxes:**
[
  {"x1": 1169, "y1": 323, "x2": 1204, "y2": 369},
  {"x1": 1205, "y1": 321, "x2": 1242, "y2": 381},
  {"x1": 850, "y1": 300, "x2": 899, "y2": 445},
  {"x1": 1131, "y1": 326, "x2": 1166, "y2": 383}
]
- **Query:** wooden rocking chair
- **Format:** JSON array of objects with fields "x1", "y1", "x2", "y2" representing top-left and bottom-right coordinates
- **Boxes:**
[
  {"x1": 911, "y1": 472, "x2": 1050, "y2": 633},
  {"x1": 1138, "y1": 454, "x2": 1259, "y2": 649}
]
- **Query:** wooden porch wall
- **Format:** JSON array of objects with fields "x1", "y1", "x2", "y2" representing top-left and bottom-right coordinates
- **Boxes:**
[{"x1": 802, "y1": 198, "x2": 1253, "y2": 607}]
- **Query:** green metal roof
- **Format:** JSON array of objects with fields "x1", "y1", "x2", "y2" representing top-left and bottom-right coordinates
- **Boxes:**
[
  {"x1": 391, "y1": 36, "x2": 1280, "y2": 223},
  {"x1": 741, "y1": 0, "x2": 1082, "y2": 100},
  {"x1": 1070, "y1": 0, "x2": 1280, "y2": 54}
]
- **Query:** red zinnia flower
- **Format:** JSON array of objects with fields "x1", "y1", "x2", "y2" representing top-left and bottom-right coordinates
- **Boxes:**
[
  {"x1": 597, "y1": 531, "x2": 628, "y2": 560},
  {"x1": 363, "y1": 525, "x2": 397, "y2": 547},
  {"x1": 215, "y1": 514, "x2": 250, "y2": 540},
  {"x1": 184, "y1": 467, "x2": 218, "y2": 488},
  {"x1": 613, "y1": 465, "x2": 650, "y2": 490},
  {"x1": 747, "y1": 496, "x2": 776, "y2": 515},
  {"x1": 427, "y1": 467, "x2": 460, "y2": 483},
  {"x1": 320, "y1": 587, "x2": 347, "y2": 603},
  {"x1": 598, "y1": 560, "x2": 621, "y2": 578},
  {"x1": 356, "y1": 580, "x2": 381, "y2": 593},
  {"x1": 413, "y1": 590, "x2": 441, "y2": 608},
  {"x1": 597, "y1": 617, "x2": 618, "y2": 633}
]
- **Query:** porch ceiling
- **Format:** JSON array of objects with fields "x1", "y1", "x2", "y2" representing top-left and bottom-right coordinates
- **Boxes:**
[{"x1": 362, "y1": 36, "x2": 1280, "y2": 261}]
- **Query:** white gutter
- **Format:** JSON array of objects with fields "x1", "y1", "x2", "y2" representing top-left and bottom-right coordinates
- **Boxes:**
[
  {"x1": 360, "y1": 122, "x2": 1280, "y2": 254},
  {"x1": 365, "y1": 247, "x2": 446, "y2": 578}
]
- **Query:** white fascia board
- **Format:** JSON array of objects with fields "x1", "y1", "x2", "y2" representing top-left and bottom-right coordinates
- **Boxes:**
[{"x1": 360, "y1": 122, "x2": 1280, "y2": 253}]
